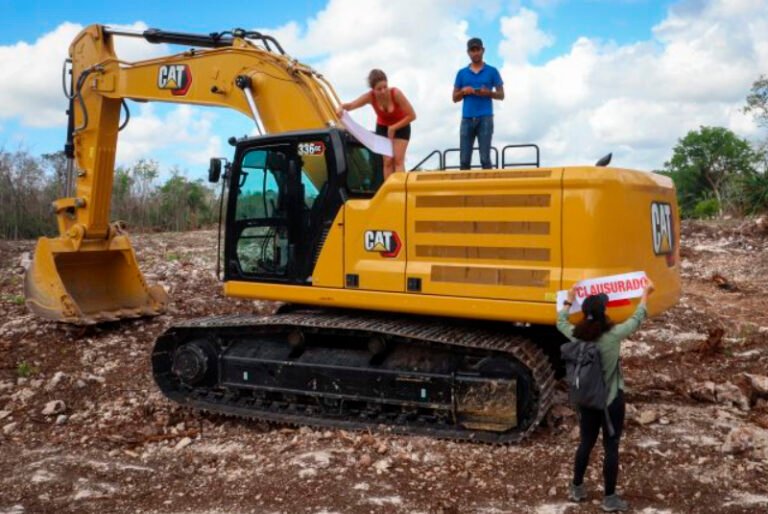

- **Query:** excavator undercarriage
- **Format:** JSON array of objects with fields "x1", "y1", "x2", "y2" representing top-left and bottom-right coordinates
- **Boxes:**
[{"x1": 152, "y1": 309, "x2": 557, "y2": 443}]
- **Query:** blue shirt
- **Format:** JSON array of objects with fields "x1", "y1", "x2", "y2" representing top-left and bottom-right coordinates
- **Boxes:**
[{"x1": 454, "y1": 64, "x2": 503, "y2": 118}]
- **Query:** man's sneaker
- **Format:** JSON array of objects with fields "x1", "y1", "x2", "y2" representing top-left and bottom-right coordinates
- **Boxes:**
[
  {"x1": 569, "y1": 482, "x2": 586, "y2": 502},
  {"x1": 602, "y1": 494, "x2": 629, "y2": 512}
]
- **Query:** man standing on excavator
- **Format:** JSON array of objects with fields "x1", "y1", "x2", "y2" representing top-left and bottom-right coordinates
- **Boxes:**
[{"x1": 452, "y1": 37, "x2": 505, "y2": 170}]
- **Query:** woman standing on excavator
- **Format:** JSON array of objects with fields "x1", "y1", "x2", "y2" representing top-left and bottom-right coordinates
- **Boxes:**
[{"x1": 338, "y1": 69, "x2": 416, "y2": 179}]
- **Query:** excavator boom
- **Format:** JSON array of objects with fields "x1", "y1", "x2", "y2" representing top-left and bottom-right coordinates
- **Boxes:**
[{"x1": 25, "y1": 24, "x2": 340, "y2": 324}]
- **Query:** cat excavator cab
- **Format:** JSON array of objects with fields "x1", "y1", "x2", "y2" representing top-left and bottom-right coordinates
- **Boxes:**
[{"x1": 24, "y1": 25, "x2": 681, "y2": 442}]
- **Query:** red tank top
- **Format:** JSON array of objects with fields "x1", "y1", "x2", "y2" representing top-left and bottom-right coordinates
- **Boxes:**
[{"x1": 370, "y1": 87, "x2": 408, "y2": 126}]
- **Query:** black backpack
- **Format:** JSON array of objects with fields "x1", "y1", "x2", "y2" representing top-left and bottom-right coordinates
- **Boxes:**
[{"x1": 561, "y1": 340, "x2": 619, "y2": 435}]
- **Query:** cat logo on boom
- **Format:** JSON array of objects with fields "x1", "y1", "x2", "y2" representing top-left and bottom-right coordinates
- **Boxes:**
[
  {"x1": 364, "y1": 230, "x2": 401, "y2": 258},
  {"x1": 651, "y1": 202, "x2": 676, "y2": 266},
  {"x1": 157, "y1": 64, "x2": 192, "y2": 96}
]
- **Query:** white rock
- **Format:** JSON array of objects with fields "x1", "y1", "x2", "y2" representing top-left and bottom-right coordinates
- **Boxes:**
[
  {"x1": 373, "y1": 458, "x2": 392, "y2": 474},
  {"x1": 47, "y1": 371, "x2": 67, "y2": 390},
  {"x1": 716, "y1": 382, "x2": 751, "y2": 411},
  {"x1": 637, "y1": 410, "x2": 660, "y2": 425},
  {"x1": 721, "y1": 427, "x2": 760, "y2": 454},
  {"x1": 690, "y1": 381, "x2": 717, "y2": 403},
  {"x1": 3, "y1": 421, "x2": 18, "y2": 434},
  {"x1": 19, "y1": 252, "x2": 31, "y2": 270},
  {"x1": 55, "y1": 415, "x2": 68, "y2": 425},
  {"x1": 298, "y1": 468, "x2": 317, "y2": 479},
  {"x1": 41, "y1": 400, "x2": 66, "y2": 416},
  {"x1": 744, "y1": 374, "x2": 768, "y2": 396},
  {"x1": 0, "y1": 410, "x2": 11, "y2": 420},
  {"x1": 175, "y1": 437, "x2": 193, "y2": 450}
]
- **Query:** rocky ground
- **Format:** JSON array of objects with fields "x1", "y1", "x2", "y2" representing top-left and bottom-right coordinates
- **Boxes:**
[{"x1": 1, "y1": 220, "x2": 767, "y2": 514}]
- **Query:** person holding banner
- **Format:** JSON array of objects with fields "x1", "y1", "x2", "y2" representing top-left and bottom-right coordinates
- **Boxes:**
[
  {"x1": 557, "y1": 280, "x2": 654, "y2": 512},
  {"x1": 338, "y1": 69, "x2": 417, "y2": 179}
]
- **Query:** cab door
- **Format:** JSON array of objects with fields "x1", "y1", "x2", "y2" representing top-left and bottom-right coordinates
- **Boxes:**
[{"x1": 224, "y1": 134, "x2": 336, "y2": 284}]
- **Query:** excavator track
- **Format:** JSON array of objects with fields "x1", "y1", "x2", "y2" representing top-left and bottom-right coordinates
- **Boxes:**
[{"x1": 152, "y1": 309, "x2": 556, "y2": 443}]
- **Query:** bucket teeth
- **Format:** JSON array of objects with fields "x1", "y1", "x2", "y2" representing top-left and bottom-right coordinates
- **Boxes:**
[{"x1": 24, "y1": 235, "x2": 167, "y2": 325}]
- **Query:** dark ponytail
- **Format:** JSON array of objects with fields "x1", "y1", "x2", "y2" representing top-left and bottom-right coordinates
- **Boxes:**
[{"x1": 573, "y1": 293, "x2": 614, "y2": 341}]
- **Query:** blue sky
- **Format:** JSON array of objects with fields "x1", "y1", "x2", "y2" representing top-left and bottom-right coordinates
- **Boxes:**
[
  {"x1": 0, "y1": 0, "x2": 763, "y2": 178},
  {"x1": 0, "y1": 1, "x2": 674, "y2": 64}
]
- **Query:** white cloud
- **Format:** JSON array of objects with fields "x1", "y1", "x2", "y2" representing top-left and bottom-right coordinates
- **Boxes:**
[
  {"x1": 2, "y1": 0, "x2": 767, "y2": 174},
  {"x1": 266, "y1": 0, "x2": 766, "y2": 171},
  {"x1": 0, "y1": 22, "x2": 169, "y2": 128},
  {"x1": 117, "y1": 104, "x2": 221, "y2": 168},
  {"x1": 489, "y1": 0, "x2": 768, "y2": 169},
  {"x1": 499, "y1": 8, "x2": 554, "y2": 63}
]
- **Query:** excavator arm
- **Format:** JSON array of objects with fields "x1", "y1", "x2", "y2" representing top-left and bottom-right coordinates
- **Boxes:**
[{"x1": 25, "y1": 24, "x2": 342, "y2": 324}]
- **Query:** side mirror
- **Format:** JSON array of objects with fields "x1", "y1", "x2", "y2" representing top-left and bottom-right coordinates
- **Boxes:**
[{"x1": 209, "y1": 158, "x2": 224, "y2": 183}]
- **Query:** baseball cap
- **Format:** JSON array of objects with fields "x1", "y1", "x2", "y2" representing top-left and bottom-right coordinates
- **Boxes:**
[{"x1": 467, "y1": 37, "x2": 483, "y2": 50}]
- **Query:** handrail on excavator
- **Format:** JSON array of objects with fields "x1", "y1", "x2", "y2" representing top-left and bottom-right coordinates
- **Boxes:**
[{"x1": 410, "y1": 143, "x2": 540, "y2": 171}]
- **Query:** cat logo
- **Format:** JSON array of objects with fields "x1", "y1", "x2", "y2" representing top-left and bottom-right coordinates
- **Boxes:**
[
  {"x1": 651, "y1": 202, "x2": 675, "y2": 264},
  {"x1": 364, "y1": 230, "x2": 401, "y2": 258},
  {"x1": 157, "y1": 64, "x2": 192, "y2": 96}
]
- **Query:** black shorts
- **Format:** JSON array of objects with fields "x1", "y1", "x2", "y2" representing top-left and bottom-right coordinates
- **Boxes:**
[{"x1": 376, "y1": 123, "x2": 411, "y2": 141}]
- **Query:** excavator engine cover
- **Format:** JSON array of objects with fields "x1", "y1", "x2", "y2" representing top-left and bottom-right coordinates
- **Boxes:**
[{"x1": 24, "y1": 234, "x2": 168, "y2": 324}]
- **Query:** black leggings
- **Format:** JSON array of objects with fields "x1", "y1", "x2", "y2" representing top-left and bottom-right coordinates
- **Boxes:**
[{"x1": 573, "y1": 390, "x2": 625, "y2": 495}]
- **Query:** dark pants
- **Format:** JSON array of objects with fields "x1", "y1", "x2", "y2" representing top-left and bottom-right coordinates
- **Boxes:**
[
  {"x1": 573, "y1": 390, "x2": 625, "y2": 496},
  {"x1": 460, "y1": 116, "x2": 494, "y2": 169}
]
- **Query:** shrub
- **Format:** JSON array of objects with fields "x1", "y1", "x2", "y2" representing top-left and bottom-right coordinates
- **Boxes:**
[{"x1": 693, "y1": 198, "x2": 719, "y2": 219}]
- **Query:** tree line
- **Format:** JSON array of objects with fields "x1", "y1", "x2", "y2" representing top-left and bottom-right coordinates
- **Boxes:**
[
  {"x1": 660, "y1": 75, "x2": 768, "y2": 218},
  {"x1": 0, "y1": 153, "x2": 219, "y2": 240},
  {"x1": 1, "y1": 76, "x2": 766, "y2": 239}
]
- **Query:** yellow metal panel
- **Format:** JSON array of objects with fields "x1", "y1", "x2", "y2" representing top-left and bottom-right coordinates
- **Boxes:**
[
  {"x1": 226, "y1": 166, "x2": 680, "y2": 325},
  {"x1": 225, "y1": 280, "x2": 558, "y2": 324},
  {"x1": 344, "y1": 173, "x2": 407, "y2": 292},
  {"x1": 311, "y1": 208, "x2": 345, "y2": 288},
  {"x1": 559, "y1": 167, "x2": 680, "y2": 318},
  {"x1": 405, "y1": 168, "x2": 563, "y2": 303}
]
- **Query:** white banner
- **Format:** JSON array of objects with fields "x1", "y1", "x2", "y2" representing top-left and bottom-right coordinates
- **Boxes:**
[
  {"x1": 339, "y1": 111, "x2": 394, "y2": 157},
  {"x1": 556, "y1": 271, "x2": 649, "y2": 313}
]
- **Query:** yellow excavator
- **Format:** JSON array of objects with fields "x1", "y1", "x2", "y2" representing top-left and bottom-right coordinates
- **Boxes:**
[{"x1": 24, "y1": 24, "x2": 680, "y2": 442}]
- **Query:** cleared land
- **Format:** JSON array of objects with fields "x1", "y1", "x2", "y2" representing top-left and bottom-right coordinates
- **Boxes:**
[{"x1": 1, "y1": 219, "x2": 767, "y2": 513}]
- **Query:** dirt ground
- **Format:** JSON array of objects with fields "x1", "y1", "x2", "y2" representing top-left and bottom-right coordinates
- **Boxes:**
[{"x1": 1, "y1": 219, "x2": 767, "y2": 514}]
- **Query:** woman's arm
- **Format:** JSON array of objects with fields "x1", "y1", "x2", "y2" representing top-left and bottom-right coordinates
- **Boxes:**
[
  {"x1": 338, "y1": 92, "x2": 371, "y2": 115},
  {"x1": 610, "y1": 279, "x2": 654, "y2": 339},
  {"x1": 388, "y1": 89, "x2": 417, "y2": 133}
]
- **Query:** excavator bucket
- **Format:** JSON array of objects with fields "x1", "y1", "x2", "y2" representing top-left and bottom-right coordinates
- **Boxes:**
[{"x1": 24, "y1": 234, "x2": 168, "y2": 325}]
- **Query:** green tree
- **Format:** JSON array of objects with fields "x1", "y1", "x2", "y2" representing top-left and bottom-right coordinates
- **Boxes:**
[
  {"x1": 662, "y1": 126, "x2": 757, "y2": 216},
  {"x1": 0, "y1": 149, "x2": 57, "y2": 239},
  {"x1": 156, "y1": 169, "x2": 216, "y2": 231},
  {"x1": 744, "y1": 75, "x2": 768, "y2": 128},
  {"x1": 111, "y1": 165, "x2": 135, "y2": 222},
  {"x1": 131, "y1": 159, "x2": 159, "y2": 228}
]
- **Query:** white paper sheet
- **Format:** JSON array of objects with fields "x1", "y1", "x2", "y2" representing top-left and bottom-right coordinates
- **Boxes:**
[
  {"x1": 340, "y1": 111, "x2": 394, "y2": 157},
  {"x1": 556, "y1": 271, "x2": 650, "y2": 313}
]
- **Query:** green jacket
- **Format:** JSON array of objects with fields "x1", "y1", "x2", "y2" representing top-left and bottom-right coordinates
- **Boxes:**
[{"x1": 557, "y1": 304, "x2": 647, "y2": 405}]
